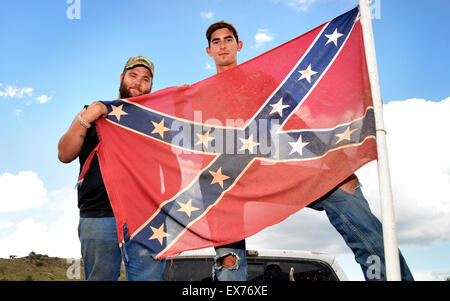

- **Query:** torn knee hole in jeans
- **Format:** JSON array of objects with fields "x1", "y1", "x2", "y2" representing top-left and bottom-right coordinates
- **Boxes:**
[{"x1": 215, "y1": 252, "x2": 240, "y2": 270}]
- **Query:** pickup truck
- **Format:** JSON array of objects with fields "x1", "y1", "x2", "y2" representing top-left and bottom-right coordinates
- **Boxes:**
[{"x1": 163, "y1": 248, "x2": 348, "y2": 281}]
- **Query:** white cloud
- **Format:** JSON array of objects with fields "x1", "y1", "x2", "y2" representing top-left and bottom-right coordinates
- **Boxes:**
[
  {"x1": 0, "y1": 85, "x2": 33, "y2": 98},
  {"x1": 200, "y1": 11, "x2": 214, "y2": 20},
  {"x1": 248, "y1": 97, "x2": 450, "y2": 254},
  {"x1": 254, "y1": 29, "x2": 274, "y2": 48},
  {"x1": 0, "y1": 86, "x2": 17, "y2": 97},
  {"x1": 0, "y1": 84, "x2": 49, "y2": 104},
  {"x1": 205, "y1": 62, "x2": 215, "y2": 72},
  {"x1": 36, "y1": 94, "x2": 51, "y2": 104},
  {"x1": 19, "y1": 87, "x2": 34, "y2": 98},
  {"x1": 0, "y1": 171, "x2": 47, "y2": 213},
  {"x1": 0, "y1": 172, "x2": 80, "y2": 258},
  {"x1": 0, "y1": 213, "x2": 79, "y2": 259},
  {"x1": 412, "y1": 269, "x2": 450, "y2": 281},
  {"x1": 0, "y1": 222, "x2": 14, "y2": 230},
  {"x1": 372, "y1": 97, "x2": 450, "y2": 245},
  {"x1": 271, "y1": 0, "x2": 317, "y2": 12},
  {"x1": 0, "y1": 184, "x2": 80, "y2": 259},
  {"x1": 0, "y1": 85, "x2": 17, "y2": 97}
]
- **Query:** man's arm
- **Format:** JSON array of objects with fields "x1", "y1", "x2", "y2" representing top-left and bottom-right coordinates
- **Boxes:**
[{"x1": 57, "y1": 101, "x2": 107, "y2": 163}]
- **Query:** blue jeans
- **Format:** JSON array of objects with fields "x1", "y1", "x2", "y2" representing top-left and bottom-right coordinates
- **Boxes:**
[
  {"x1": 78, "y1": 217, "x2": 165, "y2": 281},
  {"x1": 308, "y1": 186, "x2": 414, "y2": 281},
  {"x1": 213, "y1": 243, "x2": 248, "y2": 281}
]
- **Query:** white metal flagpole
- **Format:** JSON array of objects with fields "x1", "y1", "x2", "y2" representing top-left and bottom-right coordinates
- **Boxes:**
[{"x1": 358, "y1": 0, "x2": 402, "y2": 280}]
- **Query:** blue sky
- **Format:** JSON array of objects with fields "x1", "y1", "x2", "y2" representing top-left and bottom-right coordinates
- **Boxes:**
[{"x1": 0, "y1": 0, "x2": 449, "y2": 281}]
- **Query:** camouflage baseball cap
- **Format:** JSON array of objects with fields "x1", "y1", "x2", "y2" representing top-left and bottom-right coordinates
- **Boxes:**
[{"x1": 123, "y1": 56, "x2": 154, "y2": 77}]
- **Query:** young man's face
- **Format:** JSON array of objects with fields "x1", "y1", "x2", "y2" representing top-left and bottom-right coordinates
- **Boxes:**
[
  {"x1": 119, "y1": 66, "x2": 153, "y2": 98},
  {"x1": 206, "y1": 27, "x2": 243, "y2": 72}
]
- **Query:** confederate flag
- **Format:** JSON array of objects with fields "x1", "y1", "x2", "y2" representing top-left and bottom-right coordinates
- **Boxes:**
[{"x1": 93, "y1": 6, "x2": 376, "y2": 258}]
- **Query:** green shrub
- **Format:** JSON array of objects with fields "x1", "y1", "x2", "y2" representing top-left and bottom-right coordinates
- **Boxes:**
[{"x1": 35, "y1": 261, "x2": 44, "y2": 267}]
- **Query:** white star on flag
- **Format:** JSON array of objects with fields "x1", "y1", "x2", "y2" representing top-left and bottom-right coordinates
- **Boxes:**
[
  {"x1": 151, "y1": 119, "x2": 170, "y2": 139},
  {"x1": 325, "y1": 28, "x2": 344, "y2": 47},
  {"x1": 289, "y1": 135, "x2": 310, "y2": 156},
  {"x1": 297, "y1": 64, "x2": 318, "y2": 83},
  {"x1": 149, "y1": 224, "x2": 170, "y2": 245},
  {"x1": 195, "y1": 129, "x2": 215, "y2": 147},
  {"x1": 269, "y1": 98, "x2": 290, "y2": 117},
  {"x1": 177, "y1": 199, "x2": 200, "y2": 218},
  {"x1": 335, "y1": 127, "x2": 358, "y2": 144},
  {"x1": 108, "y1": 104, "x2": 128, "y2": 122},
  {"x1": 239, "y1": 134, "x2": 260, "y2": 154}
]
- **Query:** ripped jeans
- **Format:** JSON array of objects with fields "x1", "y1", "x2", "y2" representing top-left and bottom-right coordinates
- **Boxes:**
[
  {"x1": 213, "y1": 240, "x2": 248, "y2": 281},
  {"x1": 78, "y1": 217, "x2": 165, "y2": 281}
]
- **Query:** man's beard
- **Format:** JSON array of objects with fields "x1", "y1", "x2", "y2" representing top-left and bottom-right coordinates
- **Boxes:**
[{"x1": 119, "y1": 81, "x2": 151, "y2": 98}]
